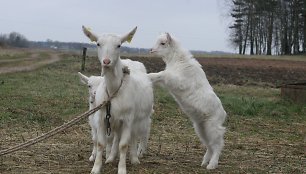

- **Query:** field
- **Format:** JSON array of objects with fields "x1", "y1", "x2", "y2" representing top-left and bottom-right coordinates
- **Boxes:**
[{"x1": 0, "y1": 49, "x2": 305, "y2": 173}]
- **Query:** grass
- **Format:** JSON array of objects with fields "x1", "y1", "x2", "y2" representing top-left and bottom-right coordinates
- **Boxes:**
[
  {"x1": 0, "y1": 57, "x2": 87, "y2": 127},
  {"x1": 0, "y1": 52, "x2": 305, "y2": 173},
  {"x1": 0, "y1": 52, "x2": 32, "y2": 61},
  {"x1": 215, "y1": 85, "x2": 305, "y2": 120}
]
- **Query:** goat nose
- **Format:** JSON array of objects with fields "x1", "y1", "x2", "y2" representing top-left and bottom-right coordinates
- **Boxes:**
[{"x1": 103, "y1": 58, "x2": 111, "y2": 65}]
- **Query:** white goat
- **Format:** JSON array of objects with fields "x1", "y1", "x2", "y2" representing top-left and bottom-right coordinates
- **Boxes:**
[
  {"x1": 78, "y1": 59, "x2": 151, "y2": 162},
  {"x1": 78, "y1": 73, "x2": 104, "y2": 162},
  {"x1": 148, "y1": 33, "x2": 227, "y2": 170},
  {"x1": 82, "y1": 26, "x2": 154, "y2": 174}
]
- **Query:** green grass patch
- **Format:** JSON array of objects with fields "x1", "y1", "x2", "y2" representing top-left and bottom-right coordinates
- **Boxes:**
[
  {"x1": 0, "y1": 56, "x2": 88, "y2": 127},
  {"x1": 214, "y1": 85, "x2": 305, "y2": 121}
]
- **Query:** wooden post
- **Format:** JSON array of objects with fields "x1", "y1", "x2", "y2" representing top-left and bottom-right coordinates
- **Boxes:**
[{"x1": 81, "y1": 47, "x2": 87, "y2": 71}]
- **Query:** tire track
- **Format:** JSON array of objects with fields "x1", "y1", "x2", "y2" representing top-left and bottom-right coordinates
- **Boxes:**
[{"x1": 0, "y1": 53, "x2": 61, "y2": 74}]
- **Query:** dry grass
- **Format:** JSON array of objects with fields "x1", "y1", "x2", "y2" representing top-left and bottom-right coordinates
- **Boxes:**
[{"x1": 1, "y1": 96, "x2": 305, "y2": 174}]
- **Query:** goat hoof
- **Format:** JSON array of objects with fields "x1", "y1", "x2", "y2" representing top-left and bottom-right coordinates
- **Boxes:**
[
  {"x1": 137, "y1": 150, "x2": 146, "y2": 158},
  {"x1": 105, "y1": 157, "x2": 114, "y2": 164},
  {"x1": 206, "y1": 163, "x2": 218, "y2": 170},
  {"x1": 91, "y1": 165, "x2": 101, "y2": 174},
  {"x1": 131, "y1": 158, "x2": 140, "y2": 165},
  {"x1": 89, "y1": 155, "x2": 95, "y2": 162},
  {"x1": 137, "y1": 153, "x2": 143, "y2": 158},
  {"x1": 201, "y1": 159, "x2": 209, "y2": 166},
  {"x1": 201, "y1": 161, "x2": 206, "y2": 167}
]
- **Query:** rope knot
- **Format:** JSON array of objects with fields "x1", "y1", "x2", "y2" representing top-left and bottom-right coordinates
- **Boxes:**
[{"x1": 122, "y1": 66, "x2": 130, "y2": 75}]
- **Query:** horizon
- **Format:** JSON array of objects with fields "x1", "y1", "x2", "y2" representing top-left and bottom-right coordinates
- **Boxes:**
[{"x1": 0, "y1": 0, "x2": 233, "y2": 53}]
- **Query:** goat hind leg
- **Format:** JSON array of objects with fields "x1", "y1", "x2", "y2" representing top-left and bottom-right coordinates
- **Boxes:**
[
  {"x1": 137, "y1": 118, "x2": 151, "y2": 158},
  {"x1": 130, "y1": 137, "x2": 140, "y2": 164},
  {"x1": 206, "y1": 126, "x2": 225, "y2": 170},
  {"x1": 193, "y1": 122, "x2": 213, "y2": 167}
]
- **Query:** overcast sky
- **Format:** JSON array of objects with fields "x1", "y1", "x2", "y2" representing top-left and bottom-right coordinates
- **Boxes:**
[{"x1": 0, "y1": 0, "x2": 232, "y2": 52}]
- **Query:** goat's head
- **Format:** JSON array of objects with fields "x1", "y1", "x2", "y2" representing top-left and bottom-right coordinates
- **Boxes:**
[
  {"x1": 78, "y1": 72, "x2": 101, "y2": 104},
  {"x1": 82, "y1": 26, "x2": 137, "y2": 69},
  {"x1": 150, "y1": 32, "x2": 173, "y2": 57}
]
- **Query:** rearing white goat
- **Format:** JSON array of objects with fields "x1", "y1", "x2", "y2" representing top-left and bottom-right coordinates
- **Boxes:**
[
  {"x1": 148, "y1": 33, "x2": 226, "y2": 170},
  {"x1": 82, "y1": 26, "x2": 154, "y2": 174}
]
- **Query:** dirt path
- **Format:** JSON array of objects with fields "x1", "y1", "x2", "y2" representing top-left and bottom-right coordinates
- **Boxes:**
[
  {"x1": 0, "y1": 54, "x2": 39, "y2": 64},
  {"x1": 0, "y1": 52, "x2": 61, "y2": 74}
]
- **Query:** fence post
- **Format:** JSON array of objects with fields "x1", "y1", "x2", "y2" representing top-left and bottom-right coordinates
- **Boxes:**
[{"x1": 81, "y1": 47, "x2": 87, "y2": 71}]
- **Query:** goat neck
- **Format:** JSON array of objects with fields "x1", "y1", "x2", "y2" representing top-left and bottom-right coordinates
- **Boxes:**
[
  {"x1": 163, "y1": 45, "x2": 191, "y2": 67},
  {"x1": 103, "y1": 58, "x2": 124, "y2": 96}
]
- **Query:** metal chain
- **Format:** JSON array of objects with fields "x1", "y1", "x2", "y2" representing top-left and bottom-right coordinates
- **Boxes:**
[{"x1": 105, "y1": 101, "x2": 112, "y2": 136}]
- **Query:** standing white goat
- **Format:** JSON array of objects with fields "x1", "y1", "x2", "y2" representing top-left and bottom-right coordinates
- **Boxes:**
[
  {"x1": 78, "y1": 73, "x2": 104, "y2": 162},
  {"x1": 82, "y1": 26, "x2": 154, "y2": 174},
  {"x1": 77, "y1": 59, "x2": 152, "y2": 162},
  {"x1": 148, "y1": 33, "x2": 227, "y2": 170}
]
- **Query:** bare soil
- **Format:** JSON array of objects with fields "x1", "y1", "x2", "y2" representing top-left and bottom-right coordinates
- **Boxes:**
[{"x1": 124, "y1": 56, "x2": 306, "y2": 87}]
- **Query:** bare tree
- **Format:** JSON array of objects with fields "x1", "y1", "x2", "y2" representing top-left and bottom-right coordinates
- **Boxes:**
[{"x1": 227, "y1": 0, "x2": 305, "y2": 55}]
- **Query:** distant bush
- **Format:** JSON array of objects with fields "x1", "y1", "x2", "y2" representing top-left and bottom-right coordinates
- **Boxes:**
[{"x1": 0, "y1": 32, "x2": 29, "y2": 48}]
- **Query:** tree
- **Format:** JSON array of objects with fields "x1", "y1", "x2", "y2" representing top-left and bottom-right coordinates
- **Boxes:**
[
  {"x1": 8, "y1": 32, "x2": 29, "y2": 48},
  {"x1": 227, "y1": 0, "x2": 306, "y2": 55}
]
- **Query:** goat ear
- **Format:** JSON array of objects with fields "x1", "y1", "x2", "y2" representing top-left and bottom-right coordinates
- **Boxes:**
[
  {"x1": 82, "y1": 26, "x2": 98, "y2": 42},
  {"x1": 78, "y1": 72, "x2": 89, "y2": 85},
  {"x1": 121, "y1": 26, "x2": 137, "y2": 43},
  {"x1": 166, "y1": 32, "x2": 172, "y2": 44}
]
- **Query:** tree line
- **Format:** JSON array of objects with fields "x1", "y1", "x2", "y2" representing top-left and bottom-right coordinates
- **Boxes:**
[{"x1": 228, "y1": 0, "x2": 306, "y2": 55}]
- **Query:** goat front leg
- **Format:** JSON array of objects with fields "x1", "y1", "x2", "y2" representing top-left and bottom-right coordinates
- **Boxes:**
[
  {"x1": 91, "y1": 122, "x2": 106, "y2": 174},
  {"x1": 89, "y1": 126, "x2": 97, "y2": 162},
  {"x1": 147, "y1": 71, "x2": 164, "y2": 85},
  {"x1": 105, "y1": 132, "x2": 119, "y2": 164},
  {"x1": 118, "y1": 122, "x2": 132, "y2": 174},
  {"x1": 105, "y1": 132, "x2": 114, "y2": 160}
]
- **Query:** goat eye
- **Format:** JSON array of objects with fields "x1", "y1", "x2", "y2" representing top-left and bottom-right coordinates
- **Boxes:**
[
  {"x1": 160, "y1": 42, "x2": 165, "y2": 45},
  {"x1": 88, "y1": 85, "x2": 91, "y2": 88},
  {"x1": 117, "y1": 44, "x2": 121, "y2": 48},
  {"x1": 97, "y1": 43, "x2": 100, "y2": 46}
]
